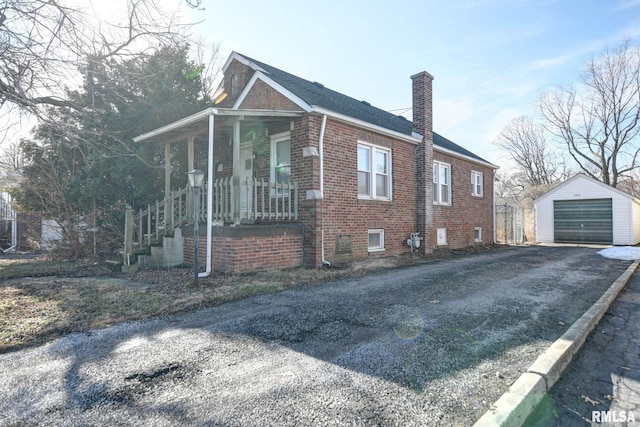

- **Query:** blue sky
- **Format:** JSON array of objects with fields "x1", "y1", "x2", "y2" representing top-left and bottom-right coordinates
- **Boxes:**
[{"x1": 189, "y1": 0, "x2": 640, "y2": 168}]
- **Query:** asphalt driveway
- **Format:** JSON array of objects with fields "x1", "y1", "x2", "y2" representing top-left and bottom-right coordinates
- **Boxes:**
[{"x1": 0, "y1": 246, "x2": 631, "y2": 426}]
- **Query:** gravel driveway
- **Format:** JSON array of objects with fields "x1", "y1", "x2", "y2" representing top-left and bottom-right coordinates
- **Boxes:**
[{"x1": 0, "y1": 246, "x2": 631, "y2": 426}]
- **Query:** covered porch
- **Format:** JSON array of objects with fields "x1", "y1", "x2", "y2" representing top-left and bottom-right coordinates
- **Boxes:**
[{"x1": 122, "y1": 107, "x2": 306, "y2": 274}]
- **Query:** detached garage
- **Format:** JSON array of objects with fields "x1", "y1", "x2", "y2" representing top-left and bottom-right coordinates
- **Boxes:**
[{"x1": 536, "y1": 174, "x2": 640, "y2": 246}]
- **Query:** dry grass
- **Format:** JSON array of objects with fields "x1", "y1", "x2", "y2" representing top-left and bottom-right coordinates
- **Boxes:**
[
  {"x1": 0, "y1": 247, "x2": 500, "y2": 354},
  {"x1": 0, "y1": 253, "x2": 423, "y2": 354}
]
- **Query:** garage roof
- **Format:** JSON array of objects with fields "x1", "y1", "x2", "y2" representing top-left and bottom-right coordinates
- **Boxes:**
[{"x1": 536, "y1": 173, "x2": 640, "y2": 203}]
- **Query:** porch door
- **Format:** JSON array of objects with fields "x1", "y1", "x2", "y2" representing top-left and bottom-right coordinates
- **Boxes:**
[{"x1": 239, "y1": 145, "x2": 253, "y2": 216}]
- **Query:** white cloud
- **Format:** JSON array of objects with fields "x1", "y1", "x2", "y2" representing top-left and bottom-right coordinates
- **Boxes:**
[{"x1": 526, "y1": 54, "x2": 574, "y2": 70}]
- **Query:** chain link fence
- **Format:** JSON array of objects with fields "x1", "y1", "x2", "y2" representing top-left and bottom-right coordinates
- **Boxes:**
[
  {"x1": 495, "y1": 203, "x2": 530, "y2": 245},
  {"x1": 1, "y1": 192, "x2": 16, "y2": 251}
]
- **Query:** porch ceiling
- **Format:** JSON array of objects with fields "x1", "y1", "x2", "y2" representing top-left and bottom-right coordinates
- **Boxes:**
[{"x1": 133, "y1": 108, "x2": 304, "y2": 144}]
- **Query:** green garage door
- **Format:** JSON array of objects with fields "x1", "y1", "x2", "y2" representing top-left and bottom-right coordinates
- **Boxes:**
[{"x1": 553, "y1": 199, "x2": 613, "y2": 244}]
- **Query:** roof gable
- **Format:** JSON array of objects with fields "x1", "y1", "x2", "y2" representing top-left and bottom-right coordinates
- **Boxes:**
[
  {"x1": 536, "y1": 173, "x2": 639, "y2": 203},
  {"x1": 236, "y1": 73, "x2": 306, "y2": 112},
  {"x1": 230, "y1": 52, "x2": 494, "y2": 167},
  {"x1": 236, "y1": 53, "x2": 414, "y2": 136}
]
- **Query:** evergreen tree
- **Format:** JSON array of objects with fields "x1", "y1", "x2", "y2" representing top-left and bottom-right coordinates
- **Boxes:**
[{"x1": 13, "y1": 43, "x2": 212, "y2": 258}]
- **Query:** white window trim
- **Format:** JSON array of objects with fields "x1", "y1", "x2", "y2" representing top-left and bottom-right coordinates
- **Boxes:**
[
  {"x1": 433, "y1": 161, "x2": 451, "y2": 206},
  {"x1": 437, "y1": 228, "x2": 447, "y2": 245},
  {"x1": 368, "y1": 229, "x2": 385, "y2": 252},
  {"x1": 474, "y1": 227, "x2": 483, "y2": 242},
  {"x1": 472, "y1": 171, "x2": 484, "y2": 197},
  {"x1": 357, "y1": 141, "x2": 392, "y2": 201},
  {"x1": 270, "y1": 131, "x2": 292, "y2": 197},
  {"x1": 231, "y1": 73, "x2": 239, "y2": 97}
]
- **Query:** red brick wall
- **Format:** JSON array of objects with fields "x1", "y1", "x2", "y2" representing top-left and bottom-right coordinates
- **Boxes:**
[
  {"x1": 431, "y1": 151, "x2": 495, "y2": 249},
  {"x1": 239, "y1": 79, "x2": 304, "y2": 111},
  {"x1": 184, "y1": 226, "x2": 303, "y2": 274},
  {"x1": 320, "y1": 117, "x2": 418, "y2": 264},
  {"x1": 293, "y1": 115, "x2": 323, "y2": 267},
  {"x1": 217, "y1": 59, "x2": 255, "y2": 108},
  {"x1": 183, "y1": 231, "x2": 208, "y2": 271}
]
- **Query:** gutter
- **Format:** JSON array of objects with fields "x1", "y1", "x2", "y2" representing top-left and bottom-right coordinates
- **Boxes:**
[
  {"x1": 433, "y1": 144, "x2": 499, "y2": 170},
  {"x1": 319, "y1": 114, "x2": 331, "y2": 267},
  {"x1": 133, "y1": 108, "x2": 216, "y2": 142},
  {"x1": 198, "y1": 113, "x2": 214, "y2": 278},
  {"x1": 491, "y1": 169, "x2": 506, "y2": 245},
  {"x1": 311, "y1": 106, "x2": 421, "y2": 145}
]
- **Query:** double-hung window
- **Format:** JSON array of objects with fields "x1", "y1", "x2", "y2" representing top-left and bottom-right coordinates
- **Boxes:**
[
  {"x1": 471, "y1": 171, "x2": 483, "y2": 197},
  {"x1": 433, "y1": 161, "x2": 451, "y2": 205},
  {"x1": 358, "y1": 142, "x2": 391, "y2": 200}
]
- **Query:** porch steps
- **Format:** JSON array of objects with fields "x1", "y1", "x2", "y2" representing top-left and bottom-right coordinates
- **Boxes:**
[{"x1": 134, "y1": 227, "x2": 185, "y2": 270}]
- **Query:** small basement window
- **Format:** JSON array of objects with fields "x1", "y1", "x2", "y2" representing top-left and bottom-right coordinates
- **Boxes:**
[
  {"x1": 368, "y1": 229, "x2": 385, "y2": 252},
  {"x1": 474, "y1": 227, "x2": 482, "y2": 242}
]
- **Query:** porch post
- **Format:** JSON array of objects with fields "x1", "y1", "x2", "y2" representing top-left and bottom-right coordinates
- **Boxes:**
[
  {"x1": 187, "y1": 136, "x2": 195, "y2": 172},
  {"x1": 232, "y1": 119, "x2": 241, "y2": 225},
  {"x1": 163, "y1": 142, "x2": 172, "y2": 235},
  {"x1": 164, "y1": 142, "x2": 171, "y2": 201},
  {"x1": 186, "y1": 136, "x2": 195, "y2": 223},
  {"x1": 124, "y1": 207, "x2": 133, "y2": 265}
]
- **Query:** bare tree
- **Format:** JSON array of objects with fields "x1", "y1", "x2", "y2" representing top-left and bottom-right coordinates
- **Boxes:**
[
  {"x1": 192, "y1": 37, "x2": 222, "y2": 99},
  {"x1": 0, "y1": 141, "x2": 23, "y2": 177},
  {"x1": 0, "y1": 0, "x2": 198, "y2": 120},
  {"x1": 539, "y1": 40, "x2": 640, "y2": 188},
  {"x1": 494, "y1": 115, "x2": 565, "y2": 188}
]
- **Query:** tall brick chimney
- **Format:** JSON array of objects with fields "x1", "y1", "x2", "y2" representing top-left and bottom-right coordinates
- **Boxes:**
[
  {"x1": 411, "y1": 71, "x2": 434, "y2": 253},
  {"x1": 411, "y1": 71, "x2": 434, "y2": 138}
]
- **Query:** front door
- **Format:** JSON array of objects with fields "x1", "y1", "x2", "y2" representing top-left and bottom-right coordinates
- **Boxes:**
[{"x1": 239, "y1": 145, "x2": 253, "y2": 216}]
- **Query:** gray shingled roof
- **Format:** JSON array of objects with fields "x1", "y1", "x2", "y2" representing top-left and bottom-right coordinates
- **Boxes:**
[{"x1": 237, "y1": 53, "x2": 492, "y2": 165}]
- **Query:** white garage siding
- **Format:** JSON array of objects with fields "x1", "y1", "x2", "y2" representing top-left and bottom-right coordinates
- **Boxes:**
[
  {"x1": 535, "y1": 174, "x2": 640, "y2": 246},
  {"x1": 633, "y1": 200, "x2": 640, "y2": 245}
]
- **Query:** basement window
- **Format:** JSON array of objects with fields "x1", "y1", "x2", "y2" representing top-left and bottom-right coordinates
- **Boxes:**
[
  {"x1": 368, "y1": 229, "x2": 385, "y2": 252},
  {"x1": 475, "y1": 227, "x2": 482, "y2": 242}
]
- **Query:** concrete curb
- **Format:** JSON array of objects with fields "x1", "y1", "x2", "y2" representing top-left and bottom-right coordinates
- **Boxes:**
[{"x1": 473, "y1": 260, "x2": 640, "y2": 427}]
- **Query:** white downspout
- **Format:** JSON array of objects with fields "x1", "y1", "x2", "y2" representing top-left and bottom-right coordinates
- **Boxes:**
[
  {"x1": 493, "y1": 169, "x2": 497, "y2": 244},
  {"x1": 4, "y1": 194, "x2": 17, "y2": 252},
  {"x1": 319, "y1": 114, "x2": 331, "y2": 266},
  {"x1": 199, "y1": 113, "x2": 214, "y2": 277}
]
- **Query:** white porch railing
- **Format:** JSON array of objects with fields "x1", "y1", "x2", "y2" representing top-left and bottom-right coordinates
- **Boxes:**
[
  {"x1": 212, "y1": 177, "x2": 299, "y2": 223},
  {"x1": 123, "y1": 178, "x2": 299, "y2": 262},
  {"x1": 125, "y1": 186, "x2": 191, "y2": 254}
]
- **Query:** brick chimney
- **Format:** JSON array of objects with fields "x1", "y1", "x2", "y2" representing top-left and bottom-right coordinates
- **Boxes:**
[
  {"x1": 411, "y1": 71, "x2": 434, "y2": 138},
  {"x1": 411, "y1": 71, "x2": 434, "y2": 253}
]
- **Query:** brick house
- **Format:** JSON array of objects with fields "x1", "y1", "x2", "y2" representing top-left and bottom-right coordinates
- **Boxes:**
[{"x1": 128, "y1": 52, "x2": 497, "y2": 273}]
